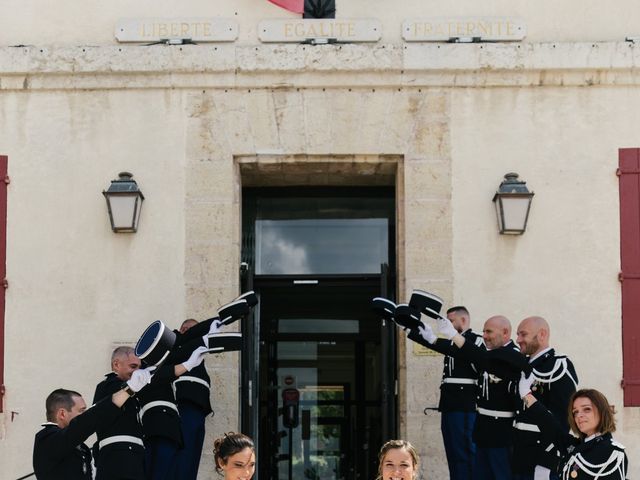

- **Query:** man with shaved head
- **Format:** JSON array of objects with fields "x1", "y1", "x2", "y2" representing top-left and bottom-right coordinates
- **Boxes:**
[
  {"x1": 438, "y1": 315, "x2": 529, "y2": 480},
  {"x1": 512, "y1": 316, "x2": 578, "y2": 480}
]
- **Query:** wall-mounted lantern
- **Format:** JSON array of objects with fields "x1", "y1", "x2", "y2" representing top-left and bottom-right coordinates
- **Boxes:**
[
  {"x1": 492, "y1": 172, "x2": 534, "y2": 235},
  {"x1": 102, "y1": 172, "x2": 144, "y2": 233}
]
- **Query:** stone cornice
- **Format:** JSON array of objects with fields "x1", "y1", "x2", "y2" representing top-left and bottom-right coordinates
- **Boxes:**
[{"x1": 1, "y1": 41, "x2": 640, "y2": 89}]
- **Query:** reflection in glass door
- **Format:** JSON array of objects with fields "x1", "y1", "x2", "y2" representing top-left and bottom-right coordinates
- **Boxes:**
[
  {"x1": 275, "y1": 343, "x2": 352, "y2": 480},
  {"x1": 257, "y1": 280, "x2": 392, "y2": 480}
]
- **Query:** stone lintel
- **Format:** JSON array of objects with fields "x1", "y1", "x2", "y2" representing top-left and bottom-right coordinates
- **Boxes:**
[{"x1": 2, "y1": 42, "x2": 640, "y2": 90}]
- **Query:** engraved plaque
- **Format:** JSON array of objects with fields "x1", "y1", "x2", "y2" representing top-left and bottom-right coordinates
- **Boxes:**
[
  {"x1": 258, "y1": 18, "x2": 382, "y2": 43},
  {"x1": 115, "y1": 18, "x2": 238, "y2": 43},
  {"x1": 403, "y1": 17, "x2": 526, "y2": 42}
]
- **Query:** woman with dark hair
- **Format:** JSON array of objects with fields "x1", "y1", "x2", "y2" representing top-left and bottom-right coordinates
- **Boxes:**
[
  {"x1": 376, "y1": 439, "x2": 420, "y2": 480},
  {"x1": 519, "y1": 377, "x2": 628, "y2": 480},
  {"x1": 212, "y1": 433, "x2": 255, "y2": 480}
]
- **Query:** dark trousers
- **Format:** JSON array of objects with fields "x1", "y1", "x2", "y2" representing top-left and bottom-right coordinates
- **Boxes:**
[
  {"x1": 174, "y1": 403, "x2": 207, "y2": 480},
  {"x1": 145, "y1": 437, "x2": 179, "y2": 480},
  {"x1": 441, "y1": 411, "x2": 476, "y2": 480},
  {"x1": 95, "y1": 444, "x2": 146, "y2": 480},
  {"x1": 473, "y1": 446, "x2": 513, "y2": 480}
]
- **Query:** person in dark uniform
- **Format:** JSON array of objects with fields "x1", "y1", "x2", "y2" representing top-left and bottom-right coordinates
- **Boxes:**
[
  {"x1": 93, "y1": 346, "x2": 146, "y2": 480},
  {"x1": 137, "y1": 314, "x2": 223, "y2": 480},
  {"x1": 172, "y1": 318, "x2": 214, "y2": 480},
  {"x1": 135, "y1": 313, "x2": 223, "y2": 480},
  {"x1": 518, "y1": 382, "x2": 628, "y2": 480},
  {"x1": 93, "y1": 345, "x2": 209, "y2": 480},
  {"x1": 406, "y1": 305, "x2": 482, "y2": 480},
  {"x1": 33, "y1": 372, "x2": 150, "y2": 480},
  {"x1": 513, "y1": 316, "x2": 579, "y2": 480},
  {"x1": 438, "y1": 315, "x2": 530, "y2": 480},
  {"x1": 137, "y1": 367, "x2": 182, "y2": 480}
]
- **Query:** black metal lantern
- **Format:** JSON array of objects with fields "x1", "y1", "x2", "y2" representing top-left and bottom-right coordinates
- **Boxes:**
[
  {"x1": 492, "y1": 172, "x2": 534, "y2": 235},
  {"x1": 102, "y1": 172, "x2": 144, "y2": 233}
]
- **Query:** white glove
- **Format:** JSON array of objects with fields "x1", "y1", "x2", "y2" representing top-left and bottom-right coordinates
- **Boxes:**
[
  {"x1": 202, "y1": 319, "x2": 222, "y2": 345},
  {"x1": 519, "y1": 372, "x2": 536, "y2": 398},
  {"x1": 182, "y1": 346, "x2": 209, "y2": 372},
  {"x1": 209, "y1": 319, "x2": 222, "y2": 334},
  {"x1": 127, "y1": 367, "x2": 152, "y2": 392},
  {"x1": 436, "y1": 316, "x2": 458, "y2": 340},
  {"x1": 418, "y1": 324, "x2": 437, "y2": 344}
]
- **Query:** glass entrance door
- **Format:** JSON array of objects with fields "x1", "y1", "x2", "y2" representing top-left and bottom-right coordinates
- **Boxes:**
[
  {"x1": 240, "y1": 187, "x2": 397, "y2": 480},
  {"x1": 256, "y1": 278, "x2": 391, "y2": 480}
]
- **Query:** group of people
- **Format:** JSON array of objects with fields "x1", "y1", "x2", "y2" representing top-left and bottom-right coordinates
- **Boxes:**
[
  {"x1": 400, "y1": 304, "x2": 628, "y2": 480},
  {"x1": 32, "y1": 316, "x2": 221, "y2": 480},
  {"x1": 31, "y1": 300, "x2": 630, "y2": 480}
]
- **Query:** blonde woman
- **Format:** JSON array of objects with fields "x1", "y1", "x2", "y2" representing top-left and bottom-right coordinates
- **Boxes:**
[{"x1": 377, "y1": 439, "x2": 420, "y2": 480}]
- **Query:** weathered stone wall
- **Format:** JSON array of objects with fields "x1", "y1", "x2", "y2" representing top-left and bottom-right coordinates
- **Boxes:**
[
  {"x1": 183, "y1": 83, "x2": 454, "y2": 476},
  {"x1": 0, "y1": 42, "x2": 639, "y2": 479}
]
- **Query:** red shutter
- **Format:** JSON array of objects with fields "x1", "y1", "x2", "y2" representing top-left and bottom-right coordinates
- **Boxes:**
[
  {"x1": 619, "y1": 148, "x2": 640, "y2": 406},
  {"x1": 0, "y1": 156, "x2": 6, "y2": 412}
]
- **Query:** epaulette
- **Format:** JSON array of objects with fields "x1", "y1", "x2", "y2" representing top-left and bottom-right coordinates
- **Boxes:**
[
  {"x1": 532, "y1": 356, "x2": 578, "y2": 388},
  {"x1": 567, "y1": 450, "x2": 626, "y2": 478},
  {"x1": 611, "y1": 440, "x2": 626, "y2": 451}
]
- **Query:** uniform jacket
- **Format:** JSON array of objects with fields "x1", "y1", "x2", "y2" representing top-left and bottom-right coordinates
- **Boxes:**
[
  {"x1": 33, "y1": 398, "x2": 121, "y2": 480},
  {"x1": 408, "y1": 328, "x2": 483, "y2": 412},
  {"x1": 136, "y1": 322, "x2": 215, "y2": 444},
  {"x1": 457, "y1": 339, "x2": 530, "y2": 448},
  {"x1": 512, "y1": 348, "x2": 579, "y2": 473},
  {"x1": 169, "y1": 320, "x2": 214, "y2": 415},
  {"x1": 560, "y1": 434, "x2": 628, "y2": 480},
  {"x1": 136, "y1": 363, "x2": 182, "y2": 445},
  {"x1": 92, "y1": 373, "x2": 145, "y2": 480},
  {"x1": 528, "y1": 401, "x2": 628, "y2": 480}
]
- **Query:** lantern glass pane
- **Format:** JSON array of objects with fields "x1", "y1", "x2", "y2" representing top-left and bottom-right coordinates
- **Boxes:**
[
  {"x1": 132, "y1": 198, "x2": 142, "y2": 230},
  {"x1": 109, "y1": 195, "x2": 137, "y2": 229},
  {"x1": 501, "y1": 196, "x2": 530, "y2": 232},
  {"x1": 495, "y1": 199, "x2": 505, "y2": 232}
]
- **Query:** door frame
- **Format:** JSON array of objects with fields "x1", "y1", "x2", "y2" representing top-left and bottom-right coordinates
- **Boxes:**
[{"x1": 240, "y1": 271, "x2": 397, "y2": 480}]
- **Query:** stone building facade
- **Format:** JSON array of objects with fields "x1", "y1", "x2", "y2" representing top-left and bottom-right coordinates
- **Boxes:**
[{"x1": 1, "y1": 1, "x2": 639, "y2": 479}]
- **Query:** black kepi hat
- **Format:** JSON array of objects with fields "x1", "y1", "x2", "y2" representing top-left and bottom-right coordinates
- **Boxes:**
[
  {"x1": 394, "y1": 303, "x2": 422, "y2": 330},
  {"x1": 372, "y1": 297, "x2": 397, "y2": 322},
  {"x1": 134, "y1": 320, "x2": 176, "y2": 367},
  {"x1": 236, "y1": 291, "x2": 258, "y2": 308},
  {"x1": 218, "y1": 299, "x2": 250, "y2": 326},
  {"x1": 409, "y1": 289, "x2": 444, "y2": 320},
  {"x1": 205, "y1": 332, "x2": 243, "y2": 352}
]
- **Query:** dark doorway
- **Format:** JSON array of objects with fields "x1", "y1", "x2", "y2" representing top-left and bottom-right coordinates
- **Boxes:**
[{"x1": 240, "y1": 187, "x2": 396, "y2": 480}]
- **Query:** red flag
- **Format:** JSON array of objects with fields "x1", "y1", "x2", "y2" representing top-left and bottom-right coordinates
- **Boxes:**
[{"x1": 268, "y1": 0, "x2": 304, "y2": 14}]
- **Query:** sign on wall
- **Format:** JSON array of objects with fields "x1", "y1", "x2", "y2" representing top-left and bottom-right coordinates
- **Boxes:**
[
  {"x1": 258, "y1": 19, "x2": 381, "y2": 43},
  {"x1": 403, "y1": 17, "x2": 526, "y2": 42},
  {"x1": 115, "y1": 18, "x2": 239, "y2": 43},
  {"x1": 412, "y1": 342, "x2": 442, "y2": 357}
]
